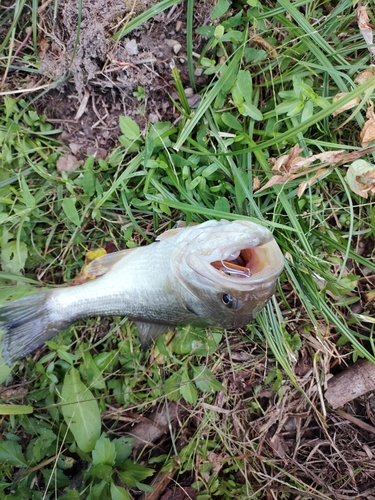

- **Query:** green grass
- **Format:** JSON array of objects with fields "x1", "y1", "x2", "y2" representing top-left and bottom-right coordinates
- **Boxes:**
[{"x1": 1, "y1": 0, "x2": 375, "y2": 498}]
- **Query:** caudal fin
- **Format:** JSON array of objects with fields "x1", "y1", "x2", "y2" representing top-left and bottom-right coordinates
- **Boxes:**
[{"x1": 0, "y1": 291, "x2": 68, "y2": 366}]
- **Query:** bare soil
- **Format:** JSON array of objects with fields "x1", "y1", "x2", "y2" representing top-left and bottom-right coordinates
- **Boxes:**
[{"x1": 34, "y1": 0, "x2": 211, "y2": 158}]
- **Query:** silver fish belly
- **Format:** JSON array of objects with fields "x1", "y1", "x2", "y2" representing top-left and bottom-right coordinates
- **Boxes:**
[{"x1": 0, "y1": 219, "x2": 284, "y2": 365}]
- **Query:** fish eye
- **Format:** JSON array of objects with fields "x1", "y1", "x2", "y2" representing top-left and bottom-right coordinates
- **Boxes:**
[{"x1": 221, "y1": 293, "x2": 233, "y2": 308}]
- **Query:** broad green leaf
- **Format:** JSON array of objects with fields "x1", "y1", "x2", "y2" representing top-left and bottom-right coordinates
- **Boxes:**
[
  {"x1": 242, "y1": 102, "x2": 263, "y2": 120},
  {"x1": 86, "y1": 464, "x2": 113, "y2": 481},
  {"x1": 214, "y1": 197, "x2": 230, "y2": 213},
  {"x1": 0, "y1": 440, "x2": 27, "y2": 468},
  {"x1": 145, "y1": 159, "x2": 160, "y2": 169},
  {"x1": 275, "y1": 98, "x2": 301, "y2": 114},
  {"x1": 82, "y1": 167, "x2": 96, "y2": 196},
  {"x1": 236, "y1": 70, "x2": 253, "y2": 106},
  {"x1": 1, "y1": 240, "x2": 28, "y2": 274},
  {"x1": 202, "y1": 164, "x2": 219, "y2": 178},
  {"x1": 119, "y1": 116, "x2": 141, "y2": 141},
  {"x1": 113, "y1": 437, "x2": 134, "y2": 466},
  {"x1": 314, "y1": 95, "x2": 330, "y2": 109},
  {"x1": 220, "y1": 30, "x2": 244, "y2": 43},
  {"x1": 172, "y1": 326, "x2": 199, "y2": 354},
  {"x1": 86, "y1": 480, "x2": 108, "y2": 500},
  {"x1": 214, "y1": 25, "x2": 224, "y2": 39},
  {"x1": 287, "y1": 100, "x2": 305, "y2": 117},
  {"x1": 92, "y1": 434, "x2": 116, "y2": 466},
  {"x1": 180, "y1": 368, "x2": 198, "y2": 404},
  {"x1": 118, "y1": 135, "x2": 142, "y2": 152},
  {"x1": 211, "y1": 0, "x2": 230, "y2": 19},
  {"x1": 81, "y1": 350, "x2": 105, "y2": 390},
  {"x1": 0, "y1": 404, "x2": 33, "y2": 415},
  {"x1": 231, "y1": 83, "x2": 244, "y2": 112},
  {"x1": 61, "y1": 366, "x2": 101, "y2": 453},
  {"x1": 136, "y1": 482, "x2": 154, "y2": 493},
  {"x1": 231, "y1": 70, "x2": 263, "y2": 119},
  {"x1": 29, "y1": 428, "x2": 57, "y2": 463},
  {"x1": 0, "y1": 357, "x2": 13, "y2": 385},
  {"x1": 118, "y1": 460, "x2": 154, "y2": 485},
  {"x1": 187, "y1": 176, "x2": 201, "y2": 191},
  {"x1": 163, "y1": 371, "x2": 181, "y2": 401},
  {"x1": 221, "y1": 112, "x2": 243, "y2": 131},
  {"x1": 196, "y1": 26, "x2": 215, "y2": 37},
  {"x1": 191, "y1": 366, "x2": 225, "y2": 393},
  {"x1": 20, "y1": 176, "x2": 35, "y2": 208},
  {"x1": 62, "y1": 198, "x2": 80, "y2": 226},
  {"x1": 61, "y1": 489, "x2": 80, "y2": 500},
  {"x1": 244, "y1": 47, "x2": 266, "y2": 63},
  {"x1": 301, "y1": 99, "x2": 314, "y2": 122},
  {"x1": 110, "y1": 483, "x2": 131, "y2": 500},
  {"x1": 94, "y1": 351, "x2": 118, "y2": 372}
]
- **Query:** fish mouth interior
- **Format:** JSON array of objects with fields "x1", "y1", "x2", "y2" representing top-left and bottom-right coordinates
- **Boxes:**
[{"x1": 210, "y1": 240, "x2": 282, "y2": 280}]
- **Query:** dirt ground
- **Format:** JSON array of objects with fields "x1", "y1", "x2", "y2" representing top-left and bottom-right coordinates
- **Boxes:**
[{"x1": 33, "y1": 0, "x2": 211, "y2": 160}]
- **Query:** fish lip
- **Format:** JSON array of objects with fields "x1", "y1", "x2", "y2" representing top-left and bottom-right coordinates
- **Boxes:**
[{"x1": 187, "y1": 238, "x2": 284, "y2": 286}]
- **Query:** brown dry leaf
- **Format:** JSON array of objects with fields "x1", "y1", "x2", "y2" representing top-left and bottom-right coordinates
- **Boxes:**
[
  {"x1": 259, "y1": 145, "x2": 375, "y2": 192},
  {"x1": 360, "y1": 101, "x2": 375, "y2": 147},
  {"x1": 345, "y1": 159, "x2": 375, "y2": 198},
  {"x1": 357, "y1": 5, "x2": 375, "y2": 58},
  {"x1": 332, "y1": 92, "x2": 361, "y2": 117},
  {"x1": 56, "y1": 153, "x2": 80, "y2": 173},
  {"x1": 269, "y1": 432, "x2": 287, "y2": 459},
  {"x1": 297, "y1": 168, "x2": 329, "y2": 198},
  {"x1": 0, "y1": 386, "x2": 28, "y2": 399},
  {"x1": 268, "y1": 144, "x2": 303, "y2": 173},
  {"x1": 251, "y1": 34, "x2": 277, "y2": 59},
  {"x1": 258, "y1": 174, "x2": 291, "y2": 192},
  {"x1": 356, "y1": 169, "x2": 375, "y2": 197},
  {"x1": 269, "y1": 146, "x2": 349, "y2": 175},
  {"x1": 252, "y1": 175, "x2": 261, "y2": 191},
  {"x1": 354, "y1": 68, "x2": 375, "y2": 85},
  {"x1": 293, "y1": 150, "x2": 346, "y2": 168}
]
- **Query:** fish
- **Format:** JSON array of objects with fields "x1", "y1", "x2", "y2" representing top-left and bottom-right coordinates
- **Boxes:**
[{"x1": 0, "y1": 219, "x2": 284, "y2": 368}]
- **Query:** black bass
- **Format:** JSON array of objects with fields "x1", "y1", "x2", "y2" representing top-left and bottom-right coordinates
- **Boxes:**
[{"x1": 0, "y1": 220, "x2": 284, "y2": 366}]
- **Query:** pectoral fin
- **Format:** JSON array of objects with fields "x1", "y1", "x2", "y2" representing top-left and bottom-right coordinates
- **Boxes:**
[
  {"x1": 135, "y1": 321, "x2": 172, "y2": 350},
  {"x1": 71, "y1": 248, "x2": 138, "y2": 285}
]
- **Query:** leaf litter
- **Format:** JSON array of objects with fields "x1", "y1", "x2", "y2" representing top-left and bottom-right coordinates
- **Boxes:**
[
  {"x1": 258, "y1": 143, "x2": 375, "y2": 197},
  {"x1": 30, "y1": 0, "x2": 209, "y2": 156}
]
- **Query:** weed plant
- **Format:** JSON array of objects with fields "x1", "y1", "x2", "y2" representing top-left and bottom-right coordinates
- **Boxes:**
[{"x1": 0, "y1": 0, "x2": 375, "y2": 498}]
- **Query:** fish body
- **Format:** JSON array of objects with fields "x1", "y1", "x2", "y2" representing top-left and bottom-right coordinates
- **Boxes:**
[{"x1": 0, "y1": 220, "x2": 284, "y2": 365}]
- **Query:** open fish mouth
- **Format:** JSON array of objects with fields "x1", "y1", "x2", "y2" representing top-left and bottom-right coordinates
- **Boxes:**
[{"x1": 210, "y1": 240, "x2": 284, "y2": 283}]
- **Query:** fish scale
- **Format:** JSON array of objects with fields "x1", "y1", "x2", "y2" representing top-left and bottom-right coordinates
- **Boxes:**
[
  {"x1": 52, "y1": 239, "x2": 191, "y2": 324},
  {"x1": 0, "y1": 219, "x2": 284, "y2": 375}
]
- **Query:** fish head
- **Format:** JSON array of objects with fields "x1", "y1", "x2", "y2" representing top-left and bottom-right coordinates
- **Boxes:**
[{"x1": 173, "y1": 220, "x2": 284, "y2": 328}]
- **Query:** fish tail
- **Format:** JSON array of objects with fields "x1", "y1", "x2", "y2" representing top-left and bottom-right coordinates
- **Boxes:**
[{"x1": 0, "y1": 291, "x2": 69, "y2": 365}]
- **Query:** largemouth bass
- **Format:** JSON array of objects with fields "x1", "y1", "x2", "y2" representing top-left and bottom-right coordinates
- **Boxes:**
[{"x1": 0, "y1": 220, "x2": 284, "y2": 366}]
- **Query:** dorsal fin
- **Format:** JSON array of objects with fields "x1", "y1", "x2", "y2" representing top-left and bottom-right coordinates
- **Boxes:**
[
  {"x1": 156, "y1": 228, "x2": 185, "y2": 241},
  {"x1": 156, "y1": 221, "x2": 197, "y2": 242}
]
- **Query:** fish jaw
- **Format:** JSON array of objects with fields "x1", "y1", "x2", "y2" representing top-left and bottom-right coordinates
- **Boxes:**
[
  {"x1": 172, "y1": 219, "x2": 284, "y2": 328},
  {"x1": 183, "y1": 220, "x2": 284, "y2": 288}
]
